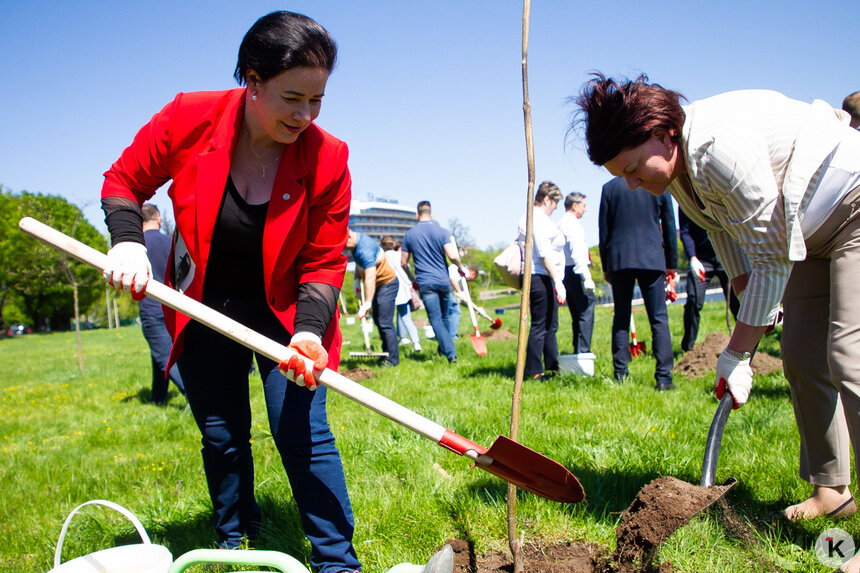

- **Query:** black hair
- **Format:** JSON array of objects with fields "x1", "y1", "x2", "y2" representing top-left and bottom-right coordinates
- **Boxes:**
[{"x1": 234, "y1": 11, "x2": 337, "y2": 85}]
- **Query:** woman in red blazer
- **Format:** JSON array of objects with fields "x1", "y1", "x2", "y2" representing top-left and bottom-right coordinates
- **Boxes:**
[{"x1": 100, "y1": 12, "x2": 360, "y2": 573}]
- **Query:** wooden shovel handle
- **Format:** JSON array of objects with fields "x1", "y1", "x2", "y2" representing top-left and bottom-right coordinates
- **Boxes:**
[{"x1": 18, "y1": 217, "x2": 450, "y2": 446}]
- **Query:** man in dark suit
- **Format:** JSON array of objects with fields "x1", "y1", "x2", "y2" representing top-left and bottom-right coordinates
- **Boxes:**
[
  {"x1": 599, "y1": 176, "x2": 678, "y2": 390},
  {"x1": 679, "y1": 210, "x2": 739, "y2": 352},
  {"x1": 140, "y1": 204, "x2": 185, "y2": 403}
]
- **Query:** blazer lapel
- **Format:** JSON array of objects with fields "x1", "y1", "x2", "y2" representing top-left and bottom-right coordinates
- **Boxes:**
[{"x1": 193, "y1": 93, "x2": 244, "y2": 269}]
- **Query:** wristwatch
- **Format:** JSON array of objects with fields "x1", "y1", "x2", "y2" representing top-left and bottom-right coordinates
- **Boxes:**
[{"x1": 723, "y1": 347, "x2": 752, "y2": 361}]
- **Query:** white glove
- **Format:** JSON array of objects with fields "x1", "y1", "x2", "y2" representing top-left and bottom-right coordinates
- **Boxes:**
[
  {"x1": 690, "y1": 257, "x2": 707, "y2": 282},
  {"x1": 453, "y1": 290, "x2": 465, "y2": 301},
  {"x1": 104, "y1": 242, "x2": 151, "y2": 299},
  {"x1": 357, "y1": 301, "x2": 372, "y2": 320},
  {"x1": 553, "y1": 279, "x2": 566, "y2": 305},
  {"x1": 715, "y1": 349, "x2": 753, "y2": 408},
  {"x1": 583, "y1": 278, "x2": 595, "y2": 291}
]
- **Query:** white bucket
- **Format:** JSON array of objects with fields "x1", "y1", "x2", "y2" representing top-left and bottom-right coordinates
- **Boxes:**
[
  {"x1": 558, "y1": 353, "x2": 596, "y2": 376},
  {"x1": 423, "y1": 324, "x2": 436, "y2": 339},
  {"x1": 345, "y1": 317, "x2": 356, "y2": 325},
  {"x1": 49, "y1": 500, "x2": 172, "y2": 573}
]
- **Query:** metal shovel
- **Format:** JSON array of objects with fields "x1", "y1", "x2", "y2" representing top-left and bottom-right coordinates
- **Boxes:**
[
  {"x1": 701, "y1": 392, "x2": 738, "y2": 490},
  {"x1": 20, "y1": 217, "x2": 584, "y2": 504},
  {"x1": 457, "y1": 274, "x2": 487, "y2": 357}
]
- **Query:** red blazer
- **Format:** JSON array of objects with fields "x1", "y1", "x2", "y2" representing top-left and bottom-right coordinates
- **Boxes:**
[{"x1": 102, "y1": 89, "x2": 349, "y2": 370}]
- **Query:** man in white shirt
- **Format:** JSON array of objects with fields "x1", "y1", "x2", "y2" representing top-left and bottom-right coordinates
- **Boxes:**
[{"x1": 557, "y1": 192, "x2": 595, "y2": 354}]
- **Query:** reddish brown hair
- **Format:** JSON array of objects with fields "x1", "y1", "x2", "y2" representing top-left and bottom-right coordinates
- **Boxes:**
[{"x1": 573, "y1": 73, "x2": 686, "y2": 166}]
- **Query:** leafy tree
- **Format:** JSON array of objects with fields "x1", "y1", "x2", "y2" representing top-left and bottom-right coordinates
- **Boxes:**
[{"x1": 1, "y1": 188, "x2": 107, "y2": 331}]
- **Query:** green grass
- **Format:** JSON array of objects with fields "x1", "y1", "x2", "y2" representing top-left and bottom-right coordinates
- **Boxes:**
[{"x1": 0, "y1": 300, "x2": 853, "y2": 572}]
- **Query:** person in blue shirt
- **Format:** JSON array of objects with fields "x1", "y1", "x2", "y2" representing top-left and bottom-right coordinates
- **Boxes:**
[
  {"x1": 401, "y1": 201, "x2": 466, "y2": 363},
  {"x1": 346, "y1": 229, "x2": 399, "y2": 366}
]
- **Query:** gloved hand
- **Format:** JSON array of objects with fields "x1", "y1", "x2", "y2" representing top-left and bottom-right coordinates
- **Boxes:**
[
  {"x1": 665, "y1": 274, "x2": 678, "y2": 302},
  {"x1": 104, "y1": 242, "x2": 152, "y2": 301},
  {"x1": 583, "y1": 277, "x2": 595, "y2": 291},
  {"x1": 553, "y1": 279, "x2": 566, "y2": 305},
  {"x1": 715, "y1": 349, "x2": 753, "y2": 409},
  {"x1": 278, "y1": 332, "x2": 327, "y2": 391},
  {"x1": 690, "y1": 257, "x2": 707, "y2": 282},
  {"x1": 357, "y1": 301, "x2": 372, "y2": 320}
]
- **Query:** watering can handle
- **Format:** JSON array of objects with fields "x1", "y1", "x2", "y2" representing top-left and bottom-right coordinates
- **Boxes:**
[{"x1": 54, "y1": 500, "x2": 152, "y2": 567}]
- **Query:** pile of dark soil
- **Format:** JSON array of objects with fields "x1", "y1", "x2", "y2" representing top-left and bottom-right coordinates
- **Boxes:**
[
  {"x1": 481, "y1": 327, "x2": 516, "y2": 340},
  {"x1": 675, "y1": 332, "x2": 782, "y2": 379},
  {"x1": 341, "y1": 367, "x2": 375, "y2": 382},
  {"x1": 448, "y1": 477, "x2": 736, "y2": 572}
]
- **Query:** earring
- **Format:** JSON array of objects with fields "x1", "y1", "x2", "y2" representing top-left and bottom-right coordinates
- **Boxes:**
[{"x1": 251, "y1": 92, "x2": 257, "y2": 101}]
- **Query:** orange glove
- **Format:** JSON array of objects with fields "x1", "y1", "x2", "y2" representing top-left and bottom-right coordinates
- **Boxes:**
[{"x1": 278, "y1": 333, "x2": 328, "y2": 391}]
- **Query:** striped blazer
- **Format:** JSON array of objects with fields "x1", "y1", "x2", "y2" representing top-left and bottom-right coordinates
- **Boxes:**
[{"x1": 667, "y1": 90, "x2": 853, "y2": 326}]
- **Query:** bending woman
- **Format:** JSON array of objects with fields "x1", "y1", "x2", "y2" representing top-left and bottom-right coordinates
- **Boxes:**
[
  {"x1": 100, "y1": 12, "x2": 361, "y2": 573},
  {"x1": 574, "y1": 75, "x2": 860, "y2": 536}
]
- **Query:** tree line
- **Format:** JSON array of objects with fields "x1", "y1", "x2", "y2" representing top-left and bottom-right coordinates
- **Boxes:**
[{"x1": 0, "y1": 186, "x2": 137, "y2": 334}]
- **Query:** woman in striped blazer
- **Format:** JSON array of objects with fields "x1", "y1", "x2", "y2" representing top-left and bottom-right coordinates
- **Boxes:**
[{"x1": 574, "y1": 74, "x2": 860, "y2": 540}]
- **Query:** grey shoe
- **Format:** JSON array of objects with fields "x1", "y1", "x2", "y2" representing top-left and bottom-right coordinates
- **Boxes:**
[{"x1": 384, "y1": 544, "x2": 454, "y2": 573}]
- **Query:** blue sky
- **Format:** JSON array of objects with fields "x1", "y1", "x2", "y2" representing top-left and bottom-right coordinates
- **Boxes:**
[{"x1": 2, "y1": 0, "x2": 857, "y2": 249}]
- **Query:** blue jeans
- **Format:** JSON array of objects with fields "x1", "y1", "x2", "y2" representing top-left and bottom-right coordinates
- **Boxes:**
[
  {"x1": 396, "y1": 303, "x2": 420, "y2": 345},
  {"x1": 446, "y1": 295, "x2": 461, "y2": 339},
  {"x1": 178, "y1": 321, "x2": 360, "y2": 573},
  {"x1": 418, "y1": 284, "x2": 456, "y2": 360},
  {"x1": 140, "y1": 312, "x2": 185, "y2": 403},
  {"x1": 372, "y1": 279, "x2": 399, "y2": 365}
]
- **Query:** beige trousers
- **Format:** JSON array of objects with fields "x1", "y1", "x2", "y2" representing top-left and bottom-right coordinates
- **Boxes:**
[{"x1": 782, "y1": 186, "x2": 860, "y2": 486}]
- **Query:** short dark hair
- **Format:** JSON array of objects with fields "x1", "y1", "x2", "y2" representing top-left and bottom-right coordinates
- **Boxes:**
[
  {"x1": 417, "y1": 201, "x2": 432, "y2": 216},
  {"x1": 234, "y1": 11, "x2": 337, "y2": 85},
  {"x1": 142, "y1": 204, "x2": 160, "y2": 223},
  {"x1": 535, "y1": 181, "x2": 563, "y2": 205},
  {"x1": 380, "y1": 236, "x2": 395, "y2": 251},
  {"x1": 843, "y1": 91, "x2": 860, "y2": 127},
  {"x1": 564, "y1": 192, "x2": 585, "y2": 211},
  {"x1": 572, "y1": 73, "x2": 686, "y2": 166}
]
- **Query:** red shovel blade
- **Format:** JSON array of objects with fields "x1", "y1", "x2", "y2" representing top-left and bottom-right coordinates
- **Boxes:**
[
  {"x1": 482, "y1": 435, "x2": 584, "y2": 503},
  {"x1": 471, "y1": 330, "x2": 487, "y2": 356}
]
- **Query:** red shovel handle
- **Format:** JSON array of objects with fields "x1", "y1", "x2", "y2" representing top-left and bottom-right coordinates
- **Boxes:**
[{"x1": 438, "y1": 429, "x2": 488, "y2": 456}]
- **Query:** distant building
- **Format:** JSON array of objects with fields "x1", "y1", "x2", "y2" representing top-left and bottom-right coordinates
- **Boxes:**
[{"x1": 349, "y1": 197, "x2": 417, "y2": 243}]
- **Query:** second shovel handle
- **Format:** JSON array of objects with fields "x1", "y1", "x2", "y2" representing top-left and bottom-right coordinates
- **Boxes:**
[{"x1": 700, "y1": 392, "x2": 734, "y2": 487}]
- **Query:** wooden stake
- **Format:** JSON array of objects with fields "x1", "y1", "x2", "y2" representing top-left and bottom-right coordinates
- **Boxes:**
[{"x1": 508, "y1": 2, "x2": 533, "y2": 571}]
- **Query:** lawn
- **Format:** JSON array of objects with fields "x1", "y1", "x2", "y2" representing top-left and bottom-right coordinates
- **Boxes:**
[{"x1": 0, "y1": 299, "x2": 853, "y2": 572}]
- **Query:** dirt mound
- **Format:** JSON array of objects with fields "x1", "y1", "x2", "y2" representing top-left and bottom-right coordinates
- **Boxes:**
[
  {"x1": 610, "y1": 476, "x2": 733, "y2": 571},
  {"x1": 675, "y1": 332, "x2": 782, "y2": 379},
  {"x1": 449, "y1": 538, "x2": 605, "y2": 573},
  {"x1": 341, "y1": 367, "x2": 375, "y2": 382},
  {"x1": 481, "y1": 327, "x2": 516, "y2": 340},
  {"x1": 448, "y1": 476, "x2": 735, "y2": 572}
]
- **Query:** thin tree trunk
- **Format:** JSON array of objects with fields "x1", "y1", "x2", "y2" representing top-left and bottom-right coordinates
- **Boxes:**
[
  {"x1": 508, "y1": 2, "x2": 533, "y2": 572},
  {"x1": 105, "y1": 286, "x2": 112, "y2": 329},
  {"x1": 113, "y1": 297, "x2": 120, "y2": 328},
  {"x1": 74, "y1": 283, "x2": 83, "y2": 372}
]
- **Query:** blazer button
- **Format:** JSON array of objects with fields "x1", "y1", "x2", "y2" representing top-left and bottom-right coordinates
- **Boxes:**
[{"x1": 282, "y1": 193, "x2": 290, "y2": 201}]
